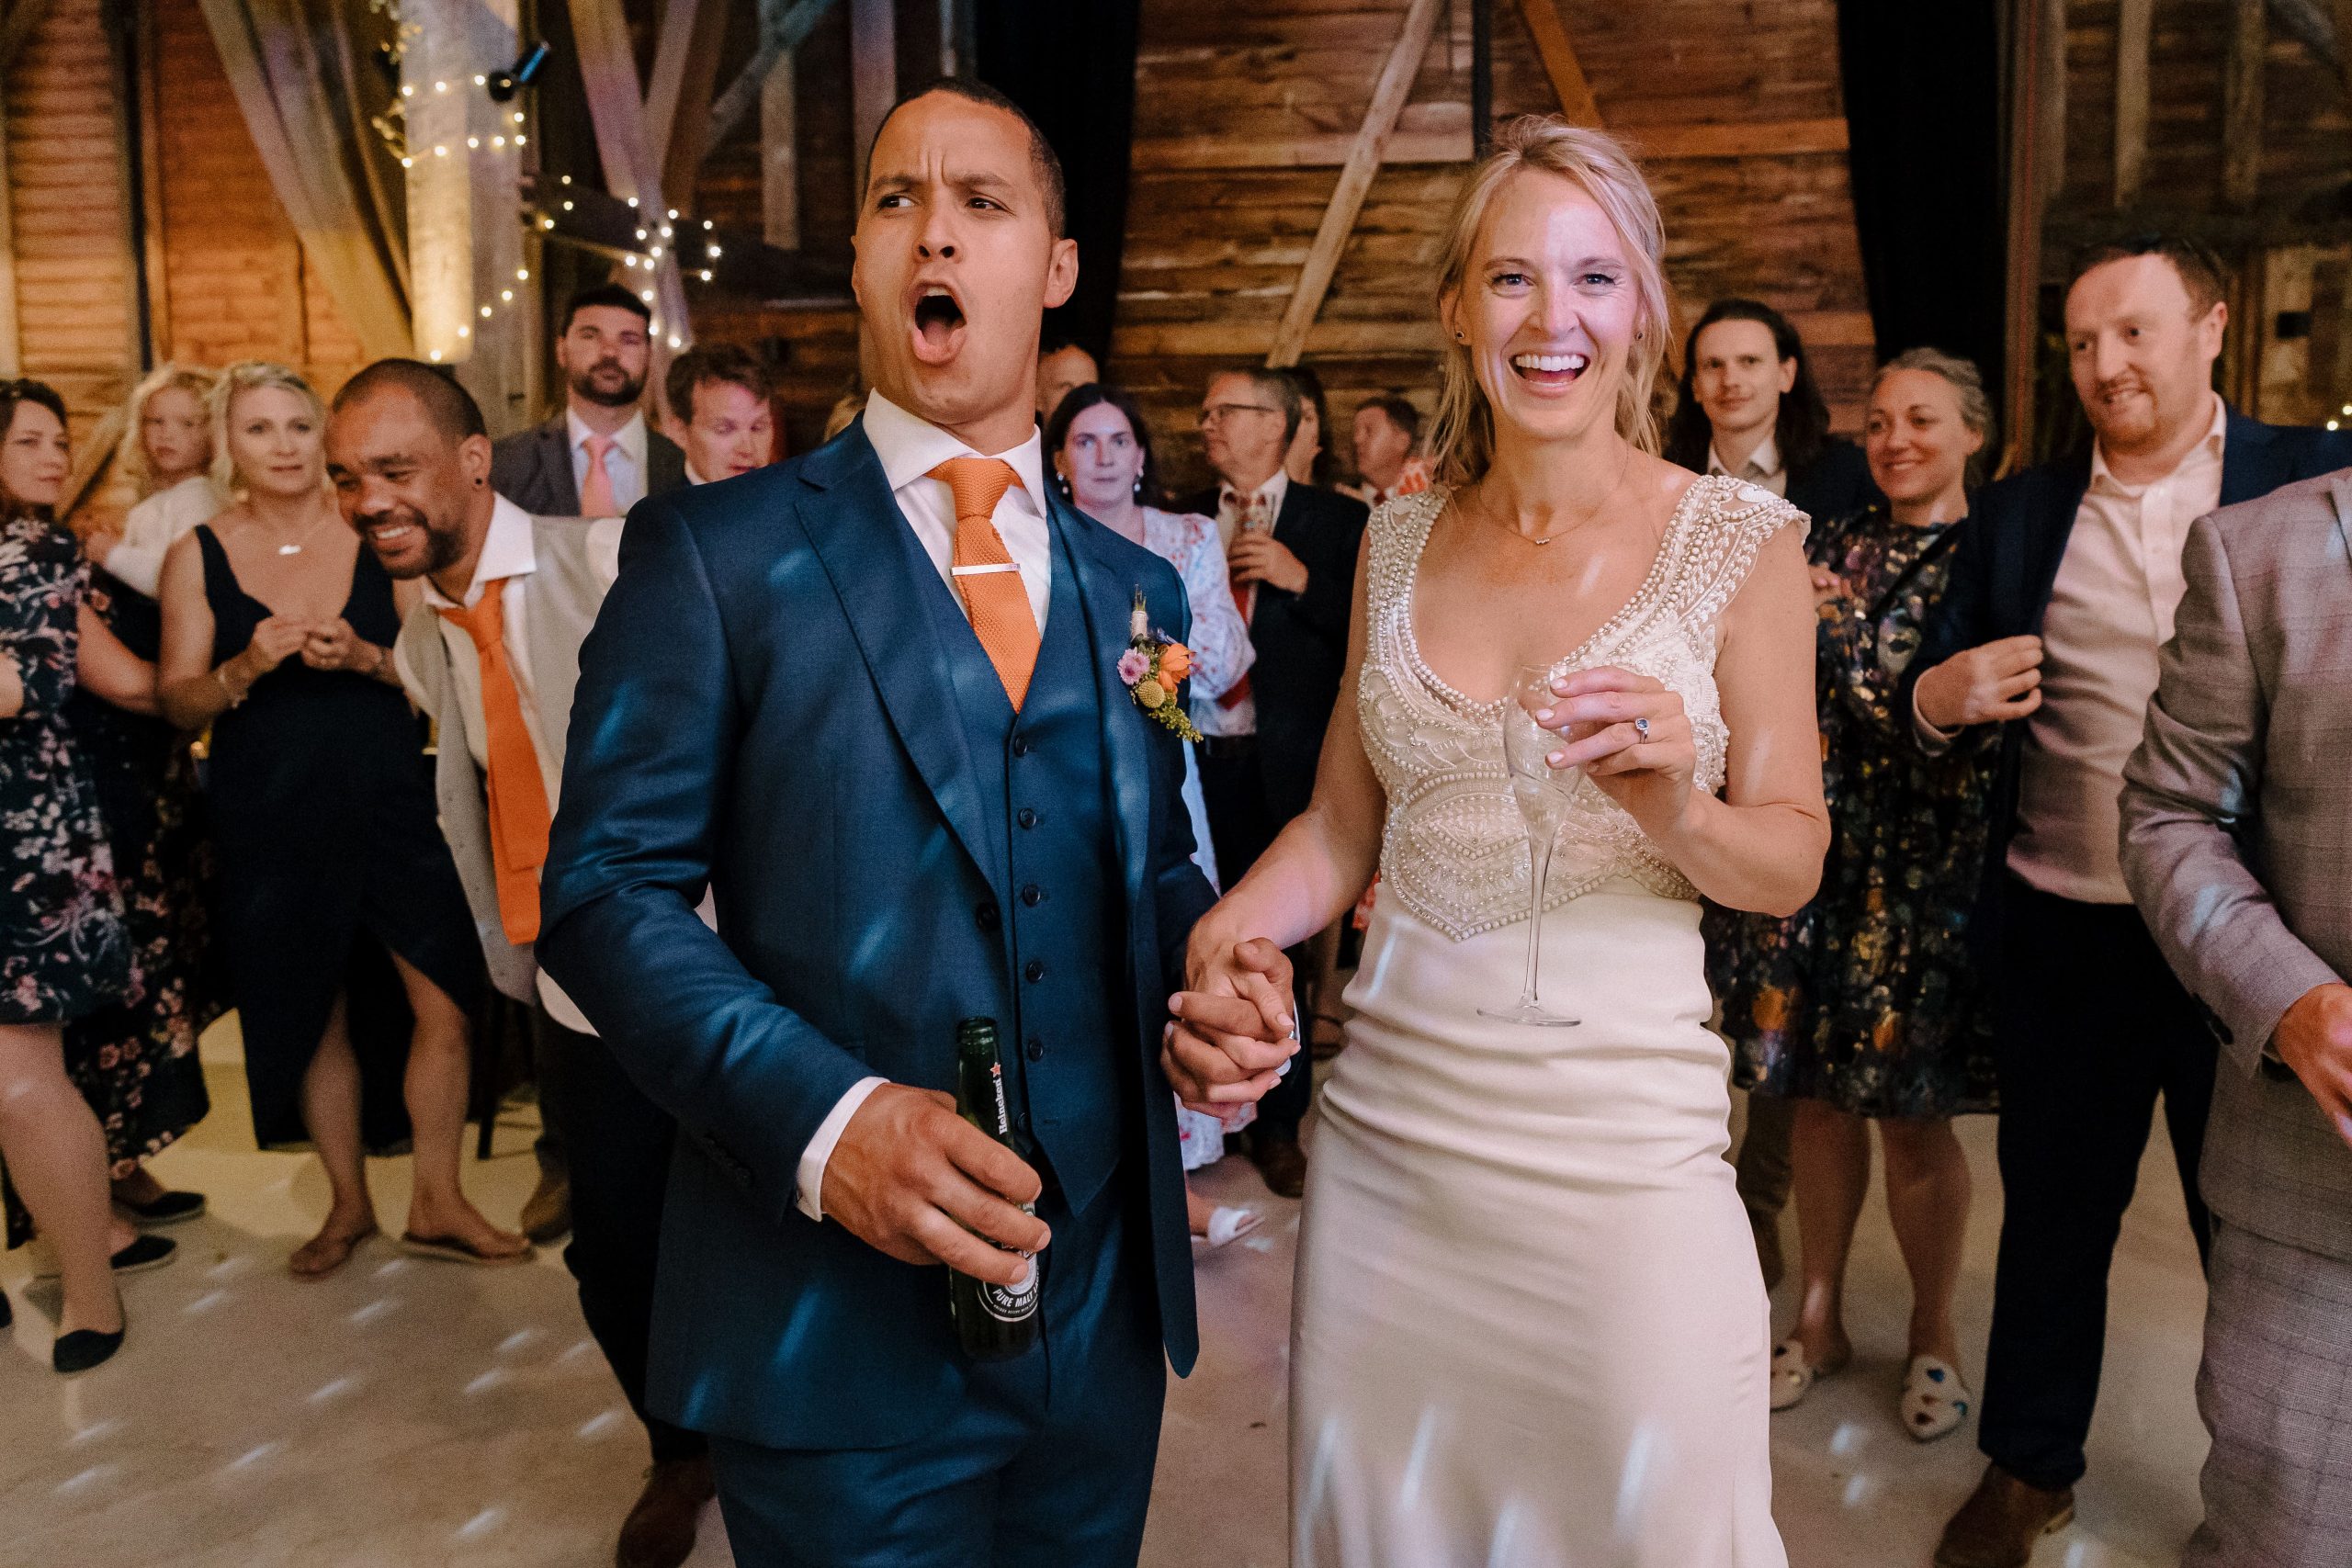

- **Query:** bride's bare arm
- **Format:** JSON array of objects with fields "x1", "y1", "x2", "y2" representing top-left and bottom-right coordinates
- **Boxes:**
[
  {"x1": 1190, "y1": 534, "x2": 1387, "y2": 962},
  {"x1": 1541, "y1": 525, "x2": 1827, "y2": 916}
]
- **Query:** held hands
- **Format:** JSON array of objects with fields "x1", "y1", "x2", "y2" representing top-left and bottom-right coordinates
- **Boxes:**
[
  {"x1": 241, "y1": 614, "x2": 315, "y2": 678},
  {"x1": 1166, "y1": 936, "x2": 1298, "y2": 1109},
  {"x1": 1228, "y1": 533, "x2": 1308, "y2": 595},
  {"x1": 1533, "y1": 667, "x2": 1697, "y2": 842},
  {"x1": 1915, "y1": 636, "x2": 2043, "y2": 730},
  {"x1": 821, "y1": 1083, "x2": 1051, "y2": 1288},
  {"x1": 2276, "y1": 983, "x2": 2352, "y2": 1152}
]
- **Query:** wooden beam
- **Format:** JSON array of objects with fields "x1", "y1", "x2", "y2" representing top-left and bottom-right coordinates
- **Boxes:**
[
  {"x1": 2222, "y1": 0, "x2": 2265, "y2": 209},
  {"x1": 645, "y1": 0, "x2": 731, "y2": 208},
  {"x1": 2114, "y1": 0, "x2": 2153, "y2": 206},
  {"x1": 0, "y1": 0, "x2": 58, "y2": 73},
  {"x1": 2004, "y1": 0, "x2": 2064, "y2": 476},
  {"x1": 1516, "y1": 0, "x2": 1600, "y2": 127},
  {"x1": 710, "y1": 0, "x2": 837, "y2": 163},
  {"x1": 2338, "y1": 0, "x2": 2352, "y2": 96},
  {"x1": 762, "y1": 51, "x2": 799, "y2": 249},
  {"x1": 850, "y1": 0, "x2": 895, "y2": 197},
  {"x1": 1131, "y1": 117, "x2": 1849, "y2": 173},
  {"x1": 1265, "y1": 0, "x2": 1447, "y2": 369},
  {"x1": 0, "y1": 81, "x2": 17, "y2": 378},
  {"x1": 566, "y1": 0, "x2": 693, "y2": 346}
]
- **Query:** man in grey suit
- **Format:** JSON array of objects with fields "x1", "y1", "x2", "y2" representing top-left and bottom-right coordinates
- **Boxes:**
[
  {"x1": 491, "y1": 281, "x2": 688, "y2": 520},
  {"x1": 2120, "y1": 466, "x2": 2352, "y2": 1567},
  {"x1": 327, "y1": 360, "x2": 713, "y2": 1568}
]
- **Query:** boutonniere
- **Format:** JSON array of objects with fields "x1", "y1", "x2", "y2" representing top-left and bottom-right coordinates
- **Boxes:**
[{"x1": 1120, "y1": 589, "x2": 1202, "y2": 741}]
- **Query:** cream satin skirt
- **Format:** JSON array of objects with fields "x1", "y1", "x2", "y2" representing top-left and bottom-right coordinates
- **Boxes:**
[{"x1": 1293, "y1": 885, "x2": 1784, "y2": 1568}]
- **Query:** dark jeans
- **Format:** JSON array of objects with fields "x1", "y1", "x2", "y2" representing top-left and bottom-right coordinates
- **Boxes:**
[
  {"x1": 535, "y1": 1008, "x2": 706, "y2": 1465},
  {"x1": 1977, "y1": 878, "x2": 2216, "y2": 1492},
  {"x1": 1196, "y1": 738, "x2": 1312, "y2": 1139},
  {"x1": 707, "y1": 1175, "x2": 1164, "y2": 1567}
]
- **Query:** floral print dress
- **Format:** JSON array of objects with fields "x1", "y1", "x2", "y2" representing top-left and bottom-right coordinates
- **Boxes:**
[
  {"x1": 1703, "y1": 504, "x2": 1997, "y2": 1119},
  {"x1": 0, "y1": 513, "x2": 129, "y2": 1025}
]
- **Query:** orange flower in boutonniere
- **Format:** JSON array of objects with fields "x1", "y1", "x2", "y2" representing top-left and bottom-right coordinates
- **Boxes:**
[{"x1": 1124, "y1": 589, "x2": 1204, "y2": 741}]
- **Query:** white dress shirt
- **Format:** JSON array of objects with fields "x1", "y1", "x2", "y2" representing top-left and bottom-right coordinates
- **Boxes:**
[
  {"x1": 1193, "y1": 469, "x2": 1287, "y2": 739},
  {"x1": 107, "y1": 474, "x2": 224, "y2": 598},
  {"x1": 567, "y1": 407, "x2": 650, "y2": 517},
  {"x1": 1706, "y1": 434, "x2": 1788, "y2": 497},
  {"x1": 2008, "y1": 393, "x2": 2226, "y2": 903},
  {"x1": 791, "y1": 390, "x2": 1058, "y2": 1222},
  {"x1": 394, "y1": 496, "x2": 625, "y2": 1029}
]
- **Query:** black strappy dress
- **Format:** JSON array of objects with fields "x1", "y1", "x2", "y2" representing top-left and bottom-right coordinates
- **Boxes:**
[{"x1": 194, "y1": 525, "x2": 481, "y2": 1151}]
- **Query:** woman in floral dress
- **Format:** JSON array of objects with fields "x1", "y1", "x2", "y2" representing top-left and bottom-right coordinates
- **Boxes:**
[
  {"x1": 0, "y1": 378, "x2": 174, "y2": 1371},
  {"x1": 1704, "y1": 349, "x2": 2000, "y2": 1440}
]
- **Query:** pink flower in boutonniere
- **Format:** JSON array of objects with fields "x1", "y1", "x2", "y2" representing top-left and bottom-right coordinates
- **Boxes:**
[{"x1": 1124, "y1": 588, "x2": 1204, "y2": 742}]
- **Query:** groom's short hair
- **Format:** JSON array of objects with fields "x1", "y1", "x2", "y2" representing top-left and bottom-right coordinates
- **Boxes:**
[{"x1": 869, "y1": 77, "x2": 1066, "y2": 241}]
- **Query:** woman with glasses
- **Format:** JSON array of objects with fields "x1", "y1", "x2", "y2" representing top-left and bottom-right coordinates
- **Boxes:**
[{"x1": 1704, "y1": 348, "x2": 1999, "y2": 1441}]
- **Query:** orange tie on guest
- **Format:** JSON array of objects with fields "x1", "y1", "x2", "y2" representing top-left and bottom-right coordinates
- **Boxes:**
[
  {"x1": 436, "y1": 582, "x2": 552, "y2": 943},
  {"x1": 930, "y1": 456, "x2": 1040, "y2": 710},
  {"x1": 579, "y1": 431, "x2": 618, "y2": 517}
]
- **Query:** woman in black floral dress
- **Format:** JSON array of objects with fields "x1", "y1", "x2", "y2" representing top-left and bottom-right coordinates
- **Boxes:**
[
  {"x1": 1704, "y1": 350, "x2": 1998, "y2": 1441},
  {"x1": 0, "y1": 379, "x2": 175, "y2": 1371}
]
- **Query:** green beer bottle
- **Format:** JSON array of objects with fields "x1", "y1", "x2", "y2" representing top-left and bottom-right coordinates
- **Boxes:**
[{"x1": 948, "y1": 1017, "x2": 1041, "y2": 1359}]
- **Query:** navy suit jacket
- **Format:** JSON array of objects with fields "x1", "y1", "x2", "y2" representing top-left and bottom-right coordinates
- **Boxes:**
[
  {"x1": 537, "y1": 421, "x2": 1216, "y2": 1450},
  {"x1": 1901, "y1": 406, "x2": 2352, "y2": 953}
]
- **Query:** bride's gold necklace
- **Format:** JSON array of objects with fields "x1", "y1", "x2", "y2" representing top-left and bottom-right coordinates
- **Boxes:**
[{"x1": 1463, "y1": 446, "x2": 1631, "y2": 547}]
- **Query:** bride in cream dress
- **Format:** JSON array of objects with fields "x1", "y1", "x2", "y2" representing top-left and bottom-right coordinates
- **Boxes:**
[{"x1": 1182, "y1": 120, "x2": 1829, "y2": 1565}]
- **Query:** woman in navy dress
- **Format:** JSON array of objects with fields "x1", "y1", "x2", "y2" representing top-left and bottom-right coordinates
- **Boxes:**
[{"x1": 156, "y1": 362, "x2": 521, "y2": 1279}]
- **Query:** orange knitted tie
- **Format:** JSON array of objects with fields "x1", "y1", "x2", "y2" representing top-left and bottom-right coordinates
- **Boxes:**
[
  {"x1": 436, "y1": 581, "x2": 553, "y2": 944},
  {"x1": 930, "y1": 457, "x2": 1040, "y2": 710}
]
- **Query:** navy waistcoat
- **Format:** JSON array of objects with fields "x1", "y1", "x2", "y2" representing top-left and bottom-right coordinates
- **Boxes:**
[{"x1": 916, "y1": 525, "x2": 1129, "y2": 1213}]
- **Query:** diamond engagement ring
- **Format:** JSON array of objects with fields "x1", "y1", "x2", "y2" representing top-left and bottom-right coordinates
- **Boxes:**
[{"x1": 1634, "y1": 716, "x2": 1651, "y2": 739}]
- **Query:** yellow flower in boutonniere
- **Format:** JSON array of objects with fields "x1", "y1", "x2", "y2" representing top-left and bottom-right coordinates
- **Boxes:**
[{"x1": 1125, "y1": 589, "x2": 1204, "y2": 742}]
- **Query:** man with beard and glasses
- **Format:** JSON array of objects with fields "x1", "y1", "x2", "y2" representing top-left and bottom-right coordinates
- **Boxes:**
[
  {"x1": 328, "y1": 359, "x2": 714, "y2": 1568},
  {"x1": 1903, "y1": 235, "x2": 2352, "y2": 1568},
  {"x1": 491, "y1": 282, "x2": 686, "y2": 1242},
  {"x1": 492, "y1": 283, "x2": 688, "y2": 522}
]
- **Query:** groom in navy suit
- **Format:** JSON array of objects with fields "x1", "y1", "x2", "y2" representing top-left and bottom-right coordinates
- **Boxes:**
[{"x1": 538, "y1": 80, "x2": 1297, "y2": 1567}]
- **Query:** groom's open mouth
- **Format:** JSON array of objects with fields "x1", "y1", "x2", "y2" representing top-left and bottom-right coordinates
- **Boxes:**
[{"x1": 908, "y1": 280, "x2": 968, "y2": 367}]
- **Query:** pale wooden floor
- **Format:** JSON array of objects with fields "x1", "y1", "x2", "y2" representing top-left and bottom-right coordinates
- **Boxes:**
[{"x1": 2, "y1": 1028, "x2": 2210, "y2": 1568}]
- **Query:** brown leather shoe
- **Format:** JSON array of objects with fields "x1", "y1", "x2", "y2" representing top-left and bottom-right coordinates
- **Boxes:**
[
  {"x1": 1934, "y1": 1462, "x2": 2075, "y2": 1568},
  {"x1": 616, "y1": 1455, "x2": 715, "y2": 1568},
  {"x1": 1250, "y1": 1131, "x2": 1308, "y2": 1199},
  {"x1": 520, "y1": 1171, "x2": 572, "y2": 1245}
]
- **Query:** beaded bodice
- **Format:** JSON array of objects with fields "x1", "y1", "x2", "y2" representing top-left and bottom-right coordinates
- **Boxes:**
[{"x1": 1359, "y1": 476, "x2": 1806, "y2": 941}]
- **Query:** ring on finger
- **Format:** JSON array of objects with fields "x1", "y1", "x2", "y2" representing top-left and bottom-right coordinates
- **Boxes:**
[{"x1": 1633, "y1": 716, "x2": 1651, "y2": 739}]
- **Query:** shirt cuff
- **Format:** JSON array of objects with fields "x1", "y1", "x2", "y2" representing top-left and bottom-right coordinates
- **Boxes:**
[
  {"x1": 1911, "y1": 683, "x2": 1958, "y2": 755},
  {"x1": 795, "y1": 1076, "x2": 888, "y2": 1222}
]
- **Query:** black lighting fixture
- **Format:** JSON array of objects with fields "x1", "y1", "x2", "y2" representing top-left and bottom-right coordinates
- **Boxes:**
[{"x1": 487, "y1": 42, "x2": 550, "y2": 103}]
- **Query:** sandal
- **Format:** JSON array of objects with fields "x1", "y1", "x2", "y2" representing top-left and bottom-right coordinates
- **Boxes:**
[
  {"x1": 1902, "y1": 1354, "x2": 1973, "y2": 1442},
  {"x1": 1193, "y1": 1207, "x2": 1264, "y2": 1248},
  {"x1": 397, "y1": 1230, "x2": 535, "y2": 1268},
  {"x1": 289, "y1": 1223, "x2": 379, "y2": 1280},
  {"x1": 1770, "y1": 1337, "x2": 1849, "y2": 1412}
]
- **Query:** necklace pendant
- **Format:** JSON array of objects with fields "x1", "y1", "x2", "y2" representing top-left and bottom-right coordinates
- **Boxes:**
[{"x1": 277, "y1": 544, "x2": 302, "y2": 556}]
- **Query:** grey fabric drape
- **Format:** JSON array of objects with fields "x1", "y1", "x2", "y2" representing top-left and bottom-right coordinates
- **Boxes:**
[{"x1": 198, "y1": 0, "x2": 413, "y2": 360}]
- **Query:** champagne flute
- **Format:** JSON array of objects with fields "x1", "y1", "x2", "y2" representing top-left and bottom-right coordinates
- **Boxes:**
[{"x1": 1480, "y1": 663, "x2": 1583, "y2": 1026}]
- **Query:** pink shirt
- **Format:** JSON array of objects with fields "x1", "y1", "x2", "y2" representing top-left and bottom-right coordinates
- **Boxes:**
[{"x1": 2008, "y1": 394, "x2": 2227, "y2": 903}]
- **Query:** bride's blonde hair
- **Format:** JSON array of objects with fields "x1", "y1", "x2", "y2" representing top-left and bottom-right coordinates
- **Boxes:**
[{"x1": 1427, "y1": 118, "x2": 1673, "y2": 487}]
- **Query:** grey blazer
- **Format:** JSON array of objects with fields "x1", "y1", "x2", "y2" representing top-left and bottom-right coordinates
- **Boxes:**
[
  {"x1": 490, "y1": 412, "x2": 686, "y2": 517},
  {"x1": 396, "y1": 515, "x2": 614, "y2": 1004},
  {"x1": 2120, "y1": 467, "x2": 2352, "y2": 1263}
]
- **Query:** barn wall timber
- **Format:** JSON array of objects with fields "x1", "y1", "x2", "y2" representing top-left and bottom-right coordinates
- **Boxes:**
[
  {"x1": 1115, "y1": 0, "x2": 1876, "y2": 497},
  {"x1": 2, "y1": 0, "x2": 140, "y2": 523},
  {"x1": 2041, "y1": 0, "x2": 2352, "y2": 428},
  {"x1": 150, "y1": 0, "x2": 369, "y2": 403}
]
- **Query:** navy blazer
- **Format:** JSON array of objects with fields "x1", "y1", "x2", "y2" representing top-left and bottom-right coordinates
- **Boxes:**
[
  {"x1": 1902, "y1": 406, "x2": 2352, "y2": 947},
  {"x1": 538, "y1": 421, "x2": 1216, "y2": 1449},
  {"x1": 491, "y1": 412, "x2": 687, "y2": 516},
  {"x1": 1180, "y1": 480, "x2": 1369, "y2": 824}
]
